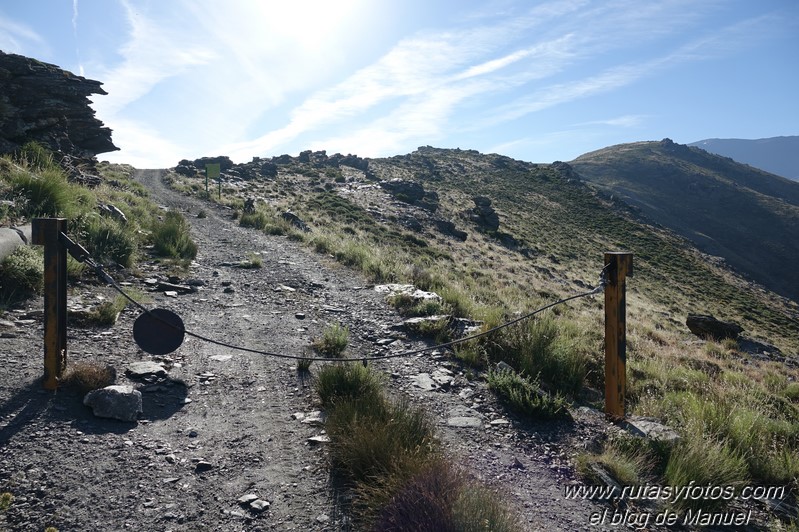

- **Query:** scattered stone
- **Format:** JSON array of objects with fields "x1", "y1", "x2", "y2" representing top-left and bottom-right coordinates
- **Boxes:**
[
  {"x1": 307, "y1": 435, "x2": 330, "y2": 444},
  {"x1": 127, "y1": 361, "x2": 167, "y2": 378},
  {"x1": 316, "y1": 513, "x2": 330, "y2": 523},
  {"x1": 83, "y1": 385, "x2": 142, "y2": 422},
  {"x1": 223, "y1": 286, "x2": 235, "y2": 294},
  {"x1": 459, "y1": 388, "x2": 475, "y2": 400},
  {"x1": 412, "y1": 373, "x2": 436, "y2": 391},
  {"x1": 447, "y1": 417, "x2": 483, "y2": 428},
  {"x1": 195, "y1": 461, "x2": 213, "y2": 473},
  {"x1": 495, "y1": 361, "x2": 514, "y2": 373},
  {"x1": 431, "y1": 368, "x2": 454, "y2": 387},
  {"x1": 164, "y1": 291, "x2": 178, "y2": 298},
  {"x1": 686, "y1": 314, "x2": 743, "y2": 340},
  {"x1": 209, "y1": 354, "x2": 233, "y2": 362},
  {"x1": 511, "y1": 456, "x2": 526, "y2": 470},
  {"x1": 374, "y1": 284, "x2": 442, "y2": 304},
  {"x1": 375, "y1": 338, "x2": 396, "y2": 346},
  {"x1": 489, "y1": 418, "x2": 510, "y2": 426},
  {"x1": 321, "y1": 305, "x2": 346, "y2": 313},
  {"x1": 250, "y1": 499, "x2": 270, "y2": 512},
  {"x1": 399, "y1": 315, "x2": 449, "y2": 334},
  {"x1": 295, "y1": 312, "x2": 306, "y2": 320},
  {"x1": 301, "y1": 411, "x2": 326, "y2": 426},
  {"x1": 237, "y1": 494, "x2": 258, "y2": 505},
  {"x1": 156, "y1": 281, "x2": 195, "y2": 294}
]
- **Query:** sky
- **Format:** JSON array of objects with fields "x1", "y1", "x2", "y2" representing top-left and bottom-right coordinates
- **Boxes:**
[{"x1": 1, "y1": 0, "x2": 797, "y2": 168}]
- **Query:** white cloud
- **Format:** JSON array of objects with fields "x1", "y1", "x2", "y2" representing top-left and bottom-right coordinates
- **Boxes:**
[
  {"x1": 99, "y1": 118, "x2": 186, "y2": 169},
  {"x1": 0, "y1": 14, "x2": 45, "y2": 54}
]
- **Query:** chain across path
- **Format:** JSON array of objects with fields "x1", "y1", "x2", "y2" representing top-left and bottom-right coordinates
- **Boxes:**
[{"x1": 60, "y1": 230, "x2": 608, "y2": 363}]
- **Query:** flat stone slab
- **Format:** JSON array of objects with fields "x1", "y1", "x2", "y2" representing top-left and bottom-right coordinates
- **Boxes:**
[
  {"x1": 127, "y1": 361, "x2": 167, "y2": 378},
  {"x1": 447, "y1": 416, "x2": 483, "y2": 428},
  {"x1": 622, "y1": 416, "x2": 681, "y2": 444},
  {"x1": 411, "y1": 373, "x2": 436, "y2": 391},
  {"x1": 375, "y1": 284, "x2": 443, "y2": 303}
]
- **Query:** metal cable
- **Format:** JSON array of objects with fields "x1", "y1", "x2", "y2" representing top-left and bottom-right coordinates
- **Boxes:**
[{"x1": 61, "y1": 231, "x2": 607, "y2": 363}]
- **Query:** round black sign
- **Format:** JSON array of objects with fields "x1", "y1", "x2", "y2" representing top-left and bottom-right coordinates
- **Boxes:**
[{"x1": 133, "y1": 308, "x2": 185, "y2": 356}]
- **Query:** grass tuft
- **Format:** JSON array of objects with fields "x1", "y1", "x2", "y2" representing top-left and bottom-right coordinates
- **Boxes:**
[
  {"x1": 315, "y1": 363, "x2": 383, "y2": 409},
  {"x1": 312, "y1": 322, "x2": 349, "y2": 358},
  {"x1": 0, "y1": 245, "x2": 43, "y2": 302},
  {"x1": 151, "y1": 210, "x2": 198, "y2": 260}
]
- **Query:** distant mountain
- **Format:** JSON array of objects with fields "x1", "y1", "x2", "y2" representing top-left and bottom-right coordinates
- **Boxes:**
[
  {"x1": 689, "y1": 136, "x2": 799, "y2": 181},
  {"x1": 570, "y1": 138, "x2": 799, "y2": 302}
]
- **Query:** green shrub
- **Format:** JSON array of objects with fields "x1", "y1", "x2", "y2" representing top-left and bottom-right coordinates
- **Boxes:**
[
  {"x1": 489, "y1": 316, "x2": 588, "y2": 397},
  {"x1": 151, "y1": 210, "x2": 198, "y2": 260},
  {"x1": 0, "y1": 245, "x2": 43, "y2": 301},
  {"x1": 80, "y1": 214, "x2": 137, "y2": 267},
  {"x1": 86, "y1": 295, "x2": 128, "y2": 326},
  {"x1": 8, "y1": 165, "x2": 93, "y2": 220},
  {"x1": 0, "y1": 491, "x2": 12, "y2": 512},
  {"x1": 315, "y1": 363, "x2": 383, "y2": 408},
  {"x1": 239, "y1": 210, "x2": 268, "y2": 230},
  {"x1": 312, "y1": 322, "x2": 349, "y2": 357},
  {"x1": 487, "y1": 368, "x2": 571, "y2": 420}
]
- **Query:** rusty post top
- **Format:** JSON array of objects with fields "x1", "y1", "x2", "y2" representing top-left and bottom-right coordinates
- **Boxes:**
[{"x1": 31, "y1": 218, "x2": 67, "y2": 246}]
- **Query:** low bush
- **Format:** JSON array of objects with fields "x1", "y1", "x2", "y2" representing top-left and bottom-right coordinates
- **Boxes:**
[
  {"x1": 151, "y1": 210, "x2": 198, "y2": 260},
  {"x1": 0, "y1": 245, "x2": 43, "y2": 302},
  {"x1": 487, "y1": 368, "x2": 571, "y2": 420}
]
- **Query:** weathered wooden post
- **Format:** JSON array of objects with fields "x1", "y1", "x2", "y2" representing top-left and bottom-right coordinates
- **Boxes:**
[
  {"x1": 31, "y1": 218, "x2": 68, "y2": 390},
  {"x1": 604, "y1": 252, "x2": 633, "y2": 419}
]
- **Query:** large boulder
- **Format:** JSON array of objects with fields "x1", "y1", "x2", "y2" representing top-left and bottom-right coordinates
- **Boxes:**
[
  {"x1": 686, "y1": 314, "x2": 743, "y2": 341},
  {"x1": 0, "y1": 51, "x2": 118, "y2": 158},
  {"x1": 83, "y1": 385, "x2": 143, "y2": 422}
]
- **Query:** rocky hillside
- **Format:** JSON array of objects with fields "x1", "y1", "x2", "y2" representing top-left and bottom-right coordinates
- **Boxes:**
[
  {"x1": 172, "y1": 145, "x2": 799, "y2": 356},
  {"x1": 0, "y1": 51, "x2": 117, "y2": 184},
  {"x1": 570, "y1": 138, "x2": 799, "y2": 303},
  {"x1": 690, "y1": 136, "x2": 799, "y2": 181}
]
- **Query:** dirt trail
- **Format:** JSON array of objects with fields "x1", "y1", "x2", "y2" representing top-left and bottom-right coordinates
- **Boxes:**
[{"x1": 0, "y1": 170, "x2": 611, "y2": 531}]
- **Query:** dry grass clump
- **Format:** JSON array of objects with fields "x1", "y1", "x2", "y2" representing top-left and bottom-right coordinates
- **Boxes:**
[{"x1": 62, "y1": 361, "x2": 116, "y2": 393}]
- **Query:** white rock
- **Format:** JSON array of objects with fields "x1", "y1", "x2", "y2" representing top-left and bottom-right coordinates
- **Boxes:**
[{"x1": 83, "y1": 385, "x2": 142, "y2": 422}]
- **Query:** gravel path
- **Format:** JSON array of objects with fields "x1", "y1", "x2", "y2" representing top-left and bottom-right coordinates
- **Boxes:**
[{"x1": 0, "y1": 170, "x2": 613, "y2": 531}]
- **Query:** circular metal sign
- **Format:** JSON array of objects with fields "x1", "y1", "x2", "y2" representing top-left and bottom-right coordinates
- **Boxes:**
[{"x1": 133, "y1": 308, "x2": 185, "y2": 356}]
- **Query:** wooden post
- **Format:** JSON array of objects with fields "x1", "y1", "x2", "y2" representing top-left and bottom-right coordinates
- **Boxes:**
[
  {"x1": 604, "y1": 252, "x2": 633, "y2": 419},
  {"x1": 31, "y1": 218, "x2": 68, "y2": 390}
]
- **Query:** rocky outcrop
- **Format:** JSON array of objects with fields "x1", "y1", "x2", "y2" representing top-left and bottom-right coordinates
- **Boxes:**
[
  {"x1": 467, "y1": 196, "x2": 500, "y2": 231},
  {"x1": 380, "y1": 179, "x2": 439, "y2": 211},
  {"x1": 0, "y1": 51, "x2": 117, "y2": 159},
  {"x1": 686, "y1": 314, "x2": 743, "y2": 341}
]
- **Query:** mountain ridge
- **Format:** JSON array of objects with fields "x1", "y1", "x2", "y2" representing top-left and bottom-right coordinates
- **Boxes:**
[
  {"x1": 570, "y1": 138, "x2": 799, "y2": 303},
  {"x1": 689, "y1": 135, "x2": 799, "y2": 181}
]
